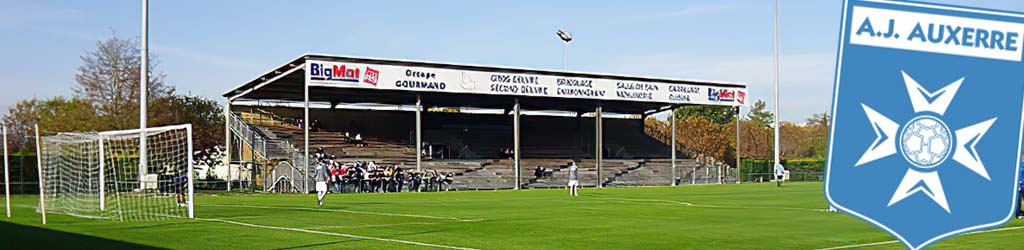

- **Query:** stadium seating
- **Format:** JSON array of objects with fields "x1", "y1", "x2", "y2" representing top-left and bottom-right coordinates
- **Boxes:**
[{"x1": 234, "y1": 107, "x2": 703, "y2": 190}]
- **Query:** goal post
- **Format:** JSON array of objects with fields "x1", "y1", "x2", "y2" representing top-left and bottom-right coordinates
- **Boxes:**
[
  {"x1": 37, "y1": 124, "x2": 194, "y2": 221},
  {"x1": 3, "y1": 123, "x2": 9, "y2": 218}
]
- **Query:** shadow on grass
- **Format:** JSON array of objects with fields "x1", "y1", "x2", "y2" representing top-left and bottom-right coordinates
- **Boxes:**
[
  {"x1": 272, "y1": 239, "x2": 360, "y2": 250},
  {"x1": 0, "y1": 220, "x2": 164, "y2": 249}
]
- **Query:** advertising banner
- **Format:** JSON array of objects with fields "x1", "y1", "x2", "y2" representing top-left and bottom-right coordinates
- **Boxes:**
[{"x1": 305, "y1": 59, "x2": 747, "y2": 106}]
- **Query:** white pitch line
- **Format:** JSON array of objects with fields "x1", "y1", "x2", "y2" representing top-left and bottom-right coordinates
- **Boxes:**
[
  {"x1": 306, "y1": 221, "x2": 446, "y2": 230},
  {"x1": 815, "y1": 225, "x2": 1024, "y2": 250},
  {"x1": 198, "y1": 218, "x2": 479, "y2": 250},
  {"x1": 600, "y1": 197, "x2": 825, "y2": 212},
  {"x1": 201, "y1": 204, "x2": 480, "y2": 221},
  {"x1": 814, "y1": 240, "x2": 900, "y2": 250},
  {"x1": 216, "y1": 215, "x2": 270, "y2": 220}
]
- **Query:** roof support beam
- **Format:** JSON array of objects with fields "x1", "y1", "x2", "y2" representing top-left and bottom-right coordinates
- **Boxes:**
[
  {"x1": 224, "y1": 98, "x2": 232, "y2": 192},
  {"x1": 671, "y1": 106, "x2": 677, "y2": 186},
  {"x1": 416, "y1": 96, "x2": 422, "y2": 172},
  {"x1": 595, "y1": 106, "x2": 603, "y2": 188},
  {"x1": 644, "y1": 105, "x2": 677, "y2": 117},
  {"x1": 303, "y1": 66, "x2": 310, "y2": 194},
  {"x1": 229, "y1": 64, "x2": 304, "y2": 101}
]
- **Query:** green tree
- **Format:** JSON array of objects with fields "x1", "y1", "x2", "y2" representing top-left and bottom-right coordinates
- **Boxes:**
[
  {"x1": 805, "y1": 112, "x2": 830, "y2": 159},
  {"x1": 747, "y1": 100, "x2": 774, "y2": 126},
  {"x1": 674, "y1": 105, "x2": 736, "y2": 125},
  {"x1": 2, "y1": 97, "x2": 102, "y2": 153},
  {"x1": 151, "y1": 94, "x2": 224, "y2": 150}
]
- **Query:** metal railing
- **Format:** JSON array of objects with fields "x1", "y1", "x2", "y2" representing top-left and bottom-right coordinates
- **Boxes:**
[
  {"x1": 746, "y1": 171, "x2": 824, "y2": 182},
  {"x1": 229, "y1": 112, "x2": 311, "y2": 193},
  {"x1": 229, "y1": 113, "x2": 268, "y2": 159}
]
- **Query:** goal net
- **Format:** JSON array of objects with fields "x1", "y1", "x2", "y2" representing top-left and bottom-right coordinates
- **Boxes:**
[{"x1": 38, "y1": 124, "x2": 194, "y2": 221}]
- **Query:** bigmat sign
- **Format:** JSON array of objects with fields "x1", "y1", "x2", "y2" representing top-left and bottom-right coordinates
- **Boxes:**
[
  {"x1": 825, "y1": 1, "x2": 1024, "y2": 249},
  {"x1": 305, "y1": 59, "x2": 747, "y2": 106}
]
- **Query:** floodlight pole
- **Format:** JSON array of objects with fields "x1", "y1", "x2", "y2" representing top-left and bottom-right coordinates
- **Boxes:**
[
  {"x1": 557, "y1": 29, "x2": 572, "y2": 70},
  {"x1": 670, "y1": 107, "x2": 677, "y2": 186},
  {"x1": 139, "y1": 0, "x2": 149, "y2": 185},
  {"x1": 3, "y1": 124, "x2": 9, "y2": 218},
  {"x1": 772, "y1": 0, "x2": 781, "y2": 181},
  {"x1": 513, "y1": 99, "x2": 521, "y2": 190},
  {"x1": 563, "y1": 42, "x2": 568, "y2": 70},
  {"x1": 35, "y1": 124, "x2": 45, "y2": 225}
]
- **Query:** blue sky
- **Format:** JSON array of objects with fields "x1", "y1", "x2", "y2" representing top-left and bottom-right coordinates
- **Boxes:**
[{"x1": 2, "y1": 0, "x2": 1023, "y2": 122}]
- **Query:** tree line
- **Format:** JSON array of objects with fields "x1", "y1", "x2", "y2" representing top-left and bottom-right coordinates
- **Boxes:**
[
  {"x1": 645, "y1": 100, "x2": 830, "y2": 170},
  {"x1": 2, "y1": 35, "x2": 223, "y2": 154}
]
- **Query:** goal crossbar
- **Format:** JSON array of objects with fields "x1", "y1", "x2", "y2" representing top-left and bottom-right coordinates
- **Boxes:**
[{"x1": 38, "y1": 124, "x2": 194, "y2": 221}]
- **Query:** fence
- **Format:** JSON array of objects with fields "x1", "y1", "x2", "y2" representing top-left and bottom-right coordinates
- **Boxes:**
[
  {"x1": 2, "y1": 154, "x2": 40, "y2": 195},
  {"x1": 740, "y1": 159, "x2": 825, "y2": 182},
  {"x1": 746, "y1": 171, "x2": 824, "y2": 182}
]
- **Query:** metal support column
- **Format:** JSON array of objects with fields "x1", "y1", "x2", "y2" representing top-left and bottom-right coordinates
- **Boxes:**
[
  {"x1": 595, "y1": 106, "x2": 603, "y2": 188},
  {"x1": 513, "y1": 100, "x2": 521, "y2": 190},
  {"x1": 735, "y1": 106, "x2": 741, "y2": 184},
  {"x1": 224, "y1": 99, "x2": 231, "y2": 191},
  {"x1": 670, "y1": 107, "x2": 676, "y2": 186},
  {"x1": 416, "y1": 96, "x2": 422, "y2": 171}
]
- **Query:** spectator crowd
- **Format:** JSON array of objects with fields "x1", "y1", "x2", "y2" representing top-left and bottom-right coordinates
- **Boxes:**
[{"x1": 313, "y1": 147, "x2": 456, "y2": 193}]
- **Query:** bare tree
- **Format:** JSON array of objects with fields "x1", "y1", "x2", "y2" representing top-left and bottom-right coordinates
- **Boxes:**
[{"x1": 74, "y1": 35, "x2": 173, "y2": 129}]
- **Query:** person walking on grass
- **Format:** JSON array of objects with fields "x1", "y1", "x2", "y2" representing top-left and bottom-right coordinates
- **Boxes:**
[
  {"x1": 568, "y1": 161, "x2": 579, "y2": 197},
  {"x1": 315, "y1": 162, "x2": 329, "y2": 207},
  {"x1": 774, "y1": 163, "x2": 786, "y2": 187}
]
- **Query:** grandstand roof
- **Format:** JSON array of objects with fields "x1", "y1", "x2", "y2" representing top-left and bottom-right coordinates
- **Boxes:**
[{"x1": 223, "y1": 54, "x2": 748, "y2": 114}]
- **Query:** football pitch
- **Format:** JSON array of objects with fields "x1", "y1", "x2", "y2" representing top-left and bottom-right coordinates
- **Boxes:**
[{"x1": 3, "y1": 182, "x2": 1023, "y2": 249}]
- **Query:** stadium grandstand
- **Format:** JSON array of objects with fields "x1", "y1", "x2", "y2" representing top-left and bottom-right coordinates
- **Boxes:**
[{"x1": 221, "y1": 54, "x2": 748, "y2": 193}]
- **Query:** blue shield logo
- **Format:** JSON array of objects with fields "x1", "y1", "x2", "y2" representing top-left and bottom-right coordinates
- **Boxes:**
[{"x1": 826, "y1": 1, "x2": 1024, "y2": 249}]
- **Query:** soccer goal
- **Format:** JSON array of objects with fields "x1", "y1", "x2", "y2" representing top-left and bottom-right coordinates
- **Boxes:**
[{"x1": 37, "y1": 124, "x2": 194, "y2": 221}]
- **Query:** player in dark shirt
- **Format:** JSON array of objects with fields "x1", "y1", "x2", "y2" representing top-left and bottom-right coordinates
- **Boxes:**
[{"x1": 174, "y1": 169, "x2": 188, "y2": 207}]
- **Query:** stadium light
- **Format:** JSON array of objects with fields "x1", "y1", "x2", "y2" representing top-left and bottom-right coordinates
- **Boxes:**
[
  {"x1": 556, "y1": 29, "x2": 572, "y2": 69},
  {"x1": 556, "y1": 29, "x2": 573, "y2": 43},
  {"x1": 773, "y1": 0, "x2": 781, "y2": 185}
]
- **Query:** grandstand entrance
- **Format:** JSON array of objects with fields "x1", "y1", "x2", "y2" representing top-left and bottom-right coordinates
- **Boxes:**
[{"x1": 222, "y1": 54, "x2": 747, "y2": 193}]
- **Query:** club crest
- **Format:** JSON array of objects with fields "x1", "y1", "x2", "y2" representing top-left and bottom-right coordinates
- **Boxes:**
[{"x1": 826, "y1": 1, "x2": 1024, "y2": 249}]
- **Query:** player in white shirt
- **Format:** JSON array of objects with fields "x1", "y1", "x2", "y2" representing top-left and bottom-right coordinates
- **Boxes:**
[
  {"x1": 774, "y1": 163, "x2": 786, "y2": 187},
  {"x1": 315, "y1": 162, "x2": 329, "y2": 206},
  {"x1": 567, "y1": 161, "x2": 579, "y2": 197}
]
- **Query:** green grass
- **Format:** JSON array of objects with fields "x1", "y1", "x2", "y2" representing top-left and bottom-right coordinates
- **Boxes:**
[{"x1": 2, "y1": 182, "x2": 1023, "y2": 249}]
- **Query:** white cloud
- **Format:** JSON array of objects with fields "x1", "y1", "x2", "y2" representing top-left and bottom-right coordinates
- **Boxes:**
[
  {"x1": 611, "y1": 3, "x2": 749, "y2": 24},
  {"x1": 152, "y1": 45, "x2": 260, "y2": 70},
  {"x1": 0, "y1": 3, "x2": 81, "y2": 27}
]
